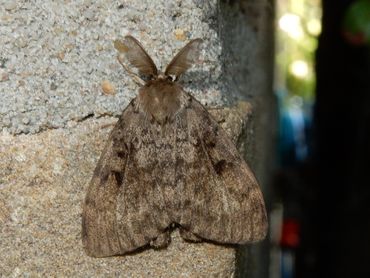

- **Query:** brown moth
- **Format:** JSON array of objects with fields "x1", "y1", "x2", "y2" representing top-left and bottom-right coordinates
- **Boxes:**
[{"x1": 82, "y1": 35, "x2": 267, "y2": 257}]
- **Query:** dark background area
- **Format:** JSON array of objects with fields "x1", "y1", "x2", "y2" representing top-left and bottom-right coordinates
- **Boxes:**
[
  {"x1": 314, "y1": 0, "x2": 370, "y2": 277},
  {"x1": 294, "y1": 0, "x2": 370, "y2": 277}
]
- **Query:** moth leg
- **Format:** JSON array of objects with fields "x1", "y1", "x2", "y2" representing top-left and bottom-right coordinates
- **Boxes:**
[
  {"x1": 117, "y1": 55, "x2": 145, "y2": 86},
  {"x1": 179, "y1": 228, "x2": 203, "y2": 243},
  {"x1": 150, "y1": 230, "x2": 171, "y2": 249}
]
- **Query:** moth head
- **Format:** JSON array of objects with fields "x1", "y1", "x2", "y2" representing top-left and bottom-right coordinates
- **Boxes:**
[
  {"x1": 114, "y1": 36, "x2": 203, "y2": 84},
  {"x1": 155, "y1": 72, "x2": 175, "y2": 83}
]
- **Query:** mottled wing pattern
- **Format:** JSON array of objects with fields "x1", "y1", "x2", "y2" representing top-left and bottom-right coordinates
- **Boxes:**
[
  {"x1": 82, "y1": 99, "x2": 174, "y2": 257},
  {"x1": 82, "y1": 92, "x2": 267, "y2": 257},
  {"x1": 114, "y1": 35, "x2": 158, "y2": 77},
  {"x1": 174, "y1": 96, "x2": 268, "y2": 244},
  {"x1": 164, "y1": 38, "x2": 203, "y2": 79}
]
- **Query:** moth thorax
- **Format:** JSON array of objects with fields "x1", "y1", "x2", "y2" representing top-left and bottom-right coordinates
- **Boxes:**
[{"x1": 138, "y1": 79, "x2": 183, "y2": 125}]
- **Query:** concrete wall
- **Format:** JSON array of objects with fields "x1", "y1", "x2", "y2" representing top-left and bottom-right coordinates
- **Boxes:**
[{"x1": 0, "y1": 0, "x2": 275, "y2": 276}]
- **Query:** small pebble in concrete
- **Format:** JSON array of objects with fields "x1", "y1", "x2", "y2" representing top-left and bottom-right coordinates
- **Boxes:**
[
  {"x1": 174, "y1": 29, "x2": 186, "y2": 41},
  {"x1": 101, "y1": 80, "x2": 116, "y2": 95}
]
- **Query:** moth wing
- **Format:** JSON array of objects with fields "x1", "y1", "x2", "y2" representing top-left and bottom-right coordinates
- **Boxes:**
[
  {"x1": 164, "y1": 38, "x2": 203, "y2": 79},
  {"x1": 177, "y1": 98, "x2": 268, "y2": 244},
  {"x1": 82, "y1": 99, "x2": 171, "y2": 257},
  {"x1": 114, "y1": 35, "x2": 158, "y2": 77}
]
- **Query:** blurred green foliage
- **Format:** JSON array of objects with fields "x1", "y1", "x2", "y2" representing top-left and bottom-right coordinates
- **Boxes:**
[{"x1": 276, "y1": 0, "x2": 321, "y2": 105}]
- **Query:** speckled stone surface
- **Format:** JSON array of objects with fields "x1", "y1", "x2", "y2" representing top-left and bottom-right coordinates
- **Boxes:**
[
  {"x1": 0, "y1": 0, "x2": 224, "y2": 134},
  {"x1": 0, "y1": 103, "x2": 253, "y2": 277}
]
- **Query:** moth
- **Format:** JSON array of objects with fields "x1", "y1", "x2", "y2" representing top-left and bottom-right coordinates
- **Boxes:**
[{"x1": 82, "y1": 35, "x2": 267, "y2": 257}]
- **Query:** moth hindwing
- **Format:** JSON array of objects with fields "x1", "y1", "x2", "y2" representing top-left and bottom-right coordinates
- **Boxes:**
[{"x1": 82, "y1": 36, "x2": 267, "y2": 257}]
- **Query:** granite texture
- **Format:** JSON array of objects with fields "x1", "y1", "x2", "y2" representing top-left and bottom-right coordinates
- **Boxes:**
[
  {"x1": 0, "y1": 103, "x2": 254, "y2": 277},
  {"x1": 0, "y1": 0, "x2": 223, "y2": 134}
]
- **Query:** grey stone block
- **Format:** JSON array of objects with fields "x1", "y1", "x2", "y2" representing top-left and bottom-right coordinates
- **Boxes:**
[{"x1": 0, "y1": 103, "x2": 253, "y2": 277}]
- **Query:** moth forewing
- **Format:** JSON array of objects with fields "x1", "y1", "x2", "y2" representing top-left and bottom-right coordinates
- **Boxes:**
[{"x1": 82, "y1": 36, "x2": 267, "y2": 257}]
